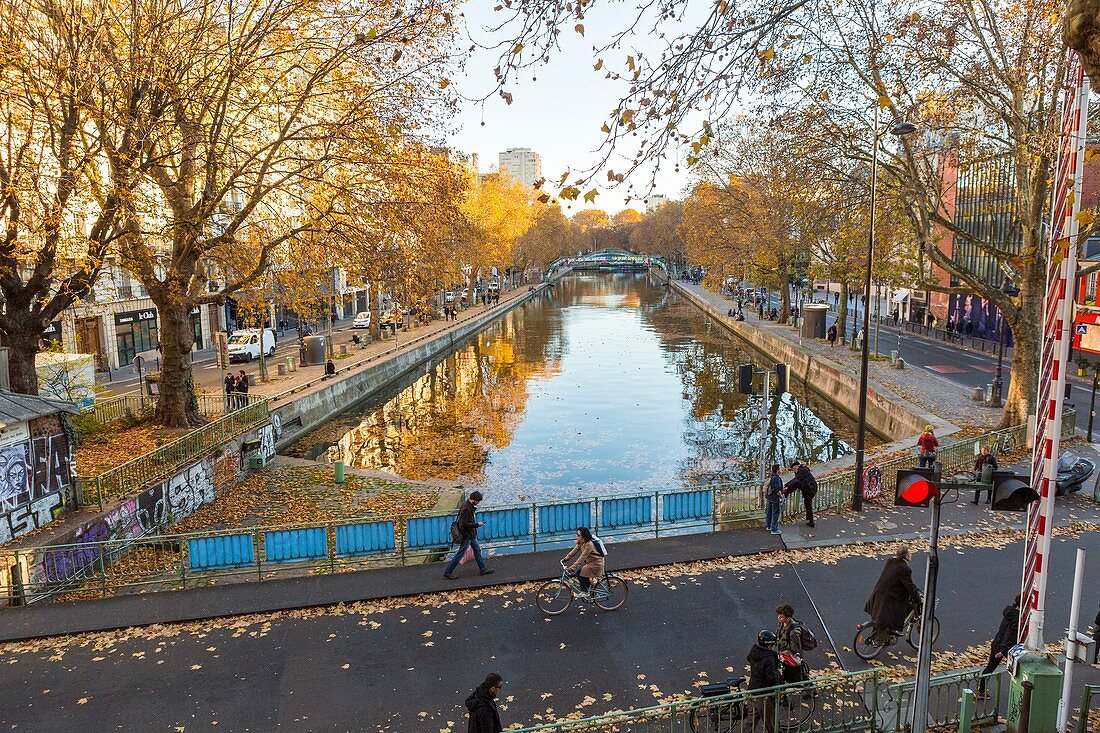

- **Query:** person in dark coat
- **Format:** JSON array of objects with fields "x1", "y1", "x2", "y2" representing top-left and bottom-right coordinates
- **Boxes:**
[
  {"x1": 783, "y1": 460, "x2": 817, "y2": 527},
  {"x1": 223, "y1": 372, "x2": 236, "y2": 411},
  {"x1": 443, "y1": 491, "x2": 493, "y2": 579},
  {"x1": 235, "y1": 369, "x2": 249, "y2": 409},
  {"x1": 747, "y1": 630, "x2": 781, "y2": 733},
  {"x1": 465, "y1": 673, "x2": 503, "y2": 733},
  {"x1": 864, "y1": 546, "x2": 922, "y2": 639},
  {"x1": 1093, "y1": 603, "x2": 1100, "y2": 664},
  {"x1": 977, "y1": 594, "x2": 1020, "y2": 698}
]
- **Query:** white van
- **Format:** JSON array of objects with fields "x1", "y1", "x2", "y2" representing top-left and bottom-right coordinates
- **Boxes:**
[{"x1": 227, "y1": 328, "x2": 276, "y2": 362}]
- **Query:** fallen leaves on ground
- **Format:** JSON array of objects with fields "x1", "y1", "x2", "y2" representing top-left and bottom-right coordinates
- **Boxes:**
[{"x1": 75, "y1": 425, "x2": 190, "y2": 475}]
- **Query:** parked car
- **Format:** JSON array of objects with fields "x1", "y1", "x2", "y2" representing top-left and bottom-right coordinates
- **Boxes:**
[
  {"x1": 379, "y1": 305, "x2": 404, "y2": 329},
  {"x1": 487, "y1": 282, "x2": 500, "y2": 296},
  {"x1": 227, "y1": 328, "x2": 276, "y2": 362},
  {"x1": 352, "y1": 311, "x2": 372, "y2": 329},
  {"x1": 443, "y1": 291, "x2": 458, "y2": 304}
]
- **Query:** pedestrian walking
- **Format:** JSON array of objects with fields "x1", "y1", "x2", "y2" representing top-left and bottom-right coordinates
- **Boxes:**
[
  {"x1": 764, "y1": 464, "x2": 783, "y2": 534},
  {"x1": 783, "y1": 459, "x2": 817, "y2": 527},
  {"x1": 976, "y1": 594, "x2": 1020, "y2": 698},
  {"x1": 465, "y1": 673, "x2": 504, "y2": 733},
  {"x1": 917, "y1": 425, "x2": 939, "y2": 469},
  {"x1": 891, "y1": 309, "x2": 899, "y2": 327},
  {"x1": 826, "y1": 324, "x2": 837, "y2": 347},
  {"x1": 747, "y1": 630, "x2": 781, "y2": 733},
  {"x1": 443, "y1": 491, "x2": 494, "y2": 579},
  {"x1": 234, "y1": 370, "x2": 249, "y2": 408},
  {"x1": 776, "y1": 604, "x2": 808, "y2": 683}
]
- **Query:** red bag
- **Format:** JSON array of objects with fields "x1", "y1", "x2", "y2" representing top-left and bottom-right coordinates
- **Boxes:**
[{"x1": 459, "y1": 545, "x2": 475, "y2": 565}]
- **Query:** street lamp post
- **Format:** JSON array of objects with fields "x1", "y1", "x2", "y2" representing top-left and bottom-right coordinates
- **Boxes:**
[
  {"x1": 852, "y1": 111, "x2": 917, "y2": 512},
  {"x1": 990, "y1": 279, "x2": 1019, "y2": 407}
]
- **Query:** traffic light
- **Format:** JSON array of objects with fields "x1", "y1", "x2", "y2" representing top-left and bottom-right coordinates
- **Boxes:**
[
  {"x1": 990, "y1": 472, "x2": 1039, "y2": 511},
  {"x1": 895, "y1": 468, "x2": 940, "y2": 507},
  {"x1": 775, "y1": 363, "x2": 789, "y2": 394},
  {"x1": 738, "y1": 364, "x2": 754, "y2": 395}
]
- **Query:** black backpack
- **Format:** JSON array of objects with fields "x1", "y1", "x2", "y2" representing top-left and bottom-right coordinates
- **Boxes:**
[
  {"x1": 449, "y1": 520, "x2": 462, "y2": 544},
  {"x1": 799, "y1": 623, "x2": 818, "y2": 652}
]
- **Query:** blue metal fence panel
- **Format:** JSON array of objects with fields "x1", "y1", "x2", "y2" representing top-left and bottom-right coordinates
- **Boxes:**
[
  {"x1": 264, "y1": 527, "x2": 327, "y2": 564},
  {"x1": 479, "y1": 508, "x2": 531, "y2": 542},
  {"x1": 407, "y1": 515, "x2": 454, "y2": 549},
  {"x1": 335, "y1": 521, "x2": 396, "y2": 557},
  {"x1": 188, "y1": 534, "x2": 255, "y2": 572},
  {"x1": 600, "y1": 495, "x2": 653, "y2": 529},
  {"x1": 662, "y1": 489, "x2": 713, "y2": 523},
  {"x1": 537, "y1": 501, "x2": 594, "y2": 536}
]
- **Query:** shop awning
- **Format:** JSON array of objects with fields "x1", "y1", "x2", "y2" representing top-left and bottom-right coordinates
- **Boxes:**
[{"x1": 891, "y1": 288, "x2": 911, "y2": 304}]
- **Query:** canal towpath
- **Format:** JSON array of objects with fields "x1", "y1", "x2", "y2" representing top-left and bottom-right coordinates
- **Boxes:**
[{"x1": 3, "y1": 468, "x2": 1098, "y2": 642}]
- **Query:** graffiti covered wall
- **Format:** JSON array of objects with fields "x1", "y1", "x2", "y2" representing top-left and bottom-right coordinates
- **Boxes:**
[
  {"x1": 29, "y1": 453, "x2": 223, "y2": 586},
  {"x1": 0, "y1": 416, "x2": 75, "y2": 544}
]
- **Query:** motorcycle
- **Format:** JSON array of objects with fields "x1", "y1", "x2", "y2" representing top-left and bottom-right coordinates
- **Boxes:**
[{"x1": 1056, "y1": 450, "x2": 1095, "y2": 495}]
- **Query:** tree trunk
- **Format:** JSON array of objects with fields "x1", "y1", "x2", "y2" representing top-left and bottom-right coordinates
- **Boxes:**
[
  {"x1": 777, "y1": 273, "x2": 791, "y2": 324},
  {"x1": 4, "y1": 318, "x2": 42, "y2": 395},
  {"x1": 1001, "y1": 277, "x2": 1042, "y2": 427},
  {"x1": 150, "y1": 288, "x2": 201, "y2": 427}
]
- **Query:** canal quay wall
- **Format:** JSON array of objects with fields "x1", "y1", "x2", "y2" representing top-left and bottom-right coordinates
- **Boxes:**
[
  {"x1": 667, "y1": 277, "x2": 956, "y2": 446},
  {"x1": 271, "y1": 283, "x2": 552, "y2": 452}
]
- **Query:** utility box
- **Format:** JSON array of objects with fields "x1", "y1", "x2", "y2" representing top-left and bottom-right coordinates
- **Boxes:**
[
  {"x1": 1006, "y1": 652, "x2": 1062, "y2": 733},
  {"x1": 801, "y1": 304, "x2": 827, "y2": 339}
]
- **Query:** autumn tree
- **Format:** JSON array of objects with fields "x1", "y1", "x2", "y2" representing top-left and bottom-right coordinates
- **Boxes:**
[
  {"x1": 0, "y1": 0, "x2": 131, "y2": 393},
  {"x1": 459, "y1": 172, "x2": 534, "y2": 289},
  {"x1": 514, "y1": 204, "x2": 578, "y2": 269},
  {"x1": 78, "y1": 0, "x2": 459, "y2": 426},
  {"x1": 629, "y1": 201, "x2": 684, "y2": 265}
]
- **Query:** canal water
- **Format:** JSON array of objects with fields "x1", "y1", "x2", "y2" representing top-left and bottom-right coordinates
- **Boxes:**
[{"x1": 286, "y1": 273, "x2": 879, "y2": 505}]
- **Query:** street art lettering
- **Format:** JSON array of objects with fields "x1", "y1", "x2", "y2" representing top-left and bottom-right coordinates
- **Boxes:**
[
  {"x1": 258, "y1": 424, "x2": 276, "y2": 462},
  {"x1": 0, "y1": 433, "x2": 74, "y2": 542},
  {"x1": 34, "y1": 456, "x2": 217, "y2": 585}
]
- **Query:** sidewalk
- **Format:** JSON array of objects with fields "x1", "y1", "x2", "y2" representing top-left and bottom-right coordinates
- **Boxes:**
[{"x1": 683, "y1": 281, "x2": 1000, "y2": 429}]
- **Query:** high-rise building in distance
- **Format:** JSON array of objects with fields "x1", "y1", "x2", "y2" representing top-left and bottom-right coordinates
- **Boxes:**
[
  {"x1": 644, "y1": 194, "x2": 669, "y2": 213},
  {"x1": 498, "y1": 147, "x2": 542, "y2": 188}
]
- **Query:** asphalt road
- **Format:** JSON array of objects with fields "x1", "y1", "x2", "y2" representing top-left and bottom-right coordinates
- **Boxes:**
[{"x1": 1, "y1": 531, "x2": 1097, "y2": 732}]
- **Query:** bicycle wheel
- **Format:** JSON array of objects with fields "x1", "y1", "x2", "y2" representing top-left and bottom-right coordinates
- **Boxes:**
[
  {"x1": 907, "y1": 615, "x2": 940, "y2": 650},
  {"x1": 1000, "y1": 435, "x2": 1016, "y2": 455},
  {"x1": 854, "y1": 623, "x2": 886, "y2": 661},
  {"x1": 535, "y1": 580, "x2": 573, "y2": 615},
  {"x1": 778, "y1": 688, "x2": 815, "y2": 731},
  {"x1": 593, "y1": 575, "x2": 628, "y2": 611},
  {"x1": 688, "y1": 702, "x2": 741, "y2": 733}
]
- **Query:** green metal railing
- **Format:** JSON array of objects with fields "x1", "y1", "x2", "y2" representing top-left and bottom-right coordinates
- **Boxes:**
[
  {"x1": 881, "y1": 667, "x2": 1003, "y2": 732},
  {"x1": 82, "y1": 393, "x2": 264, "y2": 425},
  {"x1": 1077, "y1": 684, "x2": 1100, "y2": 733},
  {"x1": 76, "y1": 399, "x2": 271, "y2": 509},
  {"x1": 508, "y1": 669, "x2": 879, "y2": 733}
]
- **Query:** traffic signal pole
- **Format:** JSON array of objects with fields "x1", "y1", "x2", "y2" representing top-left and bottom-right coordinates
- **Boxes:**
[{"x1": 911, "y1": 483, "x2": 943, "y2": 733}]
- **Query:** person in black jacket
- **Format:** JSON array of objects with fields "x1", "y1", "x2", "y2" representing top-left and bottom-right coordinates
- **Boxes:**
[
  {"x1": 465, "y1": 673, "x2": 503, "y2": 733},
  {"x1": 1094, "y1": 603, "x2": 1100, "y2": 664},
  {"x1": 783, "y1": 460, "x2": 817, "y2": 527},
  {"x1": 864, "y1": 546, "x2": 922, "y2": 641},
  {"x1": 443, "y1": 491, "x2": 494, "y2": 579},
  {"x1": 748, "y1": 630, "x2": 781, "y2": 733},
  {"x1": 977, "y1": 594, "x2": 1020, "y2": 698}
]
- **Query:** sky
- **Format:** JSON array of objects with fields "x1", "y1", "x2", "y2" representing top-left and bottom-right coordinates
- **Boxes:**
[{"x1": 449, "y1": 0, "x2": 694, "y2": 216}]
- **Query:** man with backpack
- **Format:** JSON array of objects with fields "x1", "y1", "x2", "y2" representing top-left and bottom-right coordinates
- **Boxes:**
[
  {"x1": 776, "y1": 604, "x2": 816, "y2": 684},
  {"x1": 443, "y1": 491, "x2": 494, "y2": 579},
  {"x1": 783, "y1": 460, "x2": 818, "y2": 527}
]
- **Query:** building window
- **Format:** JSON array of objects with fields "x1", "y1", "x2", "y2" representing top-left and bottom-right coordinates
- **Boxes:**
[
  {"x1": 190, "y1": 308, "x2": 203, "y2": 350},
  {"x1": 1089, "y1": 272, "x2": 1098, "y2": 304},
  {"x1": 115, "y1": 309, "x2": 158, "y2": 366}
]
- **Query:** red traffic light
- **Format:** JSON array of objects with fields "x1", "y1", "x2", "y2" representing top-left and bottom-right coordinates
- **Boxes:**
[{"x1": 895, "y1": 469, "x2": 939, "y2": 507}]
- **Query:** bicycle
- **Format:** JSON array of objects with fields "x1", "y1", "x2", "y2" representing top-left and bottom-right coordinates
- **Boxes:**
[
  {"x1": 535, "y1": 561, "x2": 628, "y2": 615},
  {"x1": 990, "y1": 432, "x2": 1017, "y2": 457},
  {"x1": 686, "y1": 675, "x2": 815, "y2": 732},
  {"x1": 853, "y1": 603, "x2": 940, "y2": 661}
]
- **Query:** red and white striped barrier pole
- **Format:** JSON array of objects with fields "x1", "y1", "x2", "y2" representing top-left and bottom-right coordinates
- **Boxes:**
[{"x1": 1021, "y1": 54, "x2": 1089, "y2": 650}]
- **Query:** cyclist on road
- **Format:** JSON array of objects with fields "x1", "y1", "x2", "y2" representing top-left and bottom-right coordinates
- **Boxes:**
[
  {"x1": 864, "y1": 546, "x2": 922, "y2": 642},
  {"x1": 562, "y1": 526, "x2": 605, "y2": 599},
  {"x1": 747, "y1": 630, "x2": 781, "y2": 733}
]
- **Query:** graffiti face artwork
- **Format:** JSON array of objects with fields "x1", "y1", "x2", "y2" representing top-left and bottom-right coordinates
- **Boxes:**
[{"x1": 0, "y1": 433, "x2": 74, "y2": 543}]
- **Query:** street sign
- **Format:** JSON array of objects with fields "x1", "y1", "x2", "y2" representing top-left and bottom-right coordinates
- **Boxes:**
[
  {"x1": 1076, "y1": 324, "x2": 1088, "y2": 335},
  {"x1": 214, "y1": 332, "x2": 229, "y2": 369}
]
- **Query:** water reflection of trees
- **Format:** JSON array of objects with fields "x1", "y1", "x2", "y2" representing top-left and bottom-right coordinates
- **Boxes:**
[{"x1": 287, "y1": 297, "x2": 563, "y2": 480}]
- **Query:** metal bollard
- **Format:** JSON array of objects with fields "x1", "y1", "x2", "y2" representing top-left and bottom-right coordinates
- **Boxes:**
[
  {"x1": 334, "y1": 460, "x2": 345, "y2": 484},
  {"x1": 958, "y1": 689, "x2": 975, "y2": 732},
  {"x1": 1019, "y1": 680, "x2": 1034, "y2": 733}
]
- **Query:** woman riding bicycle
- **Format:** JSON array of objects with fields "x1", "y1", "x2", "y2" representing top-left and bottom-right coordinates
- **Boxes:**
[{"x1": 562, "y1": 526, "x2": 605, "y2": 599}]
